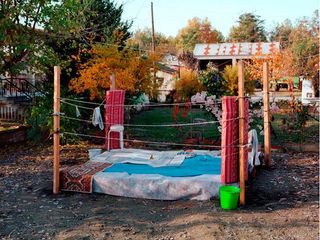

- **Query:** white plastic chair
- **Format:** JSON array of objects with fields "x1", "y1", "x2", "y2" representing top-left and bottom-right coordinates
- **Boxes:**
[{"x1": 107, "y1": 124, "x2": 124, "y2": 151}]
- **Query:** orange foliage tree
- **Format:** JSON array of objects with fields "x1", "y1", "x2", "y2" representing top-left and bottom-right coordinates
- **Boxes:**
[
  {"x1": 246, "y1": 48, "x2": 297, "y2": 83},
  {"x1": 69, "y1": 45, "x2": 159, "y2": 100}
]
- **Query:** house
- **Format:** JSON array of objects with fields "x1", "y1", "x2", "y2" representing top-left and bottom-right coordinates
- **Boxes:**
[{"x1": 156, "y1": 62, "x2": 178, "y2": 102}]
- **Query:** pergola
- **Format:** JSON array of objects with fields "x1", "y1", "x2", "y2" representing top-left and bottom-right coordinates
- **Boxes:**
[{"x1": 193, "y1": 42, "x2": 280, "y2": 70}]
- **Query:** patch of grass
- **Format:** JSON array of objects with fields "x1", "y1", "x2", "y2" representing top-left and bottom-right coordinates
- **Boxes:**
[
  {"x1": 271, "y1": 114, "x2": 319, "y2": 144},
  {"x1": 127, "y1": 107, "x2": 220, "y2": 143},
  {"x1": 126, "y1": 107, "x2": 319, "y2": 146}
]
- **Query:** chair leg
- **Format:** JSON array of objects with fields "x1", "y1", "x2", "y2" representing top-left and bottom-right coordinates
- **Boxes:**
[
  {"x1": 120, "y1": 130, "x2": 124, "y2": 150},
  {"x1": 107, "y1": 130, "x2": 111, "y2": 151}
]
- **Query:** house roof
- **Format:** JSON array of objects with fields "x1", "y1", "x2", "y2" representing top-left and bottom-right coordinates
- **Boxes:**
[
  {"x1": 193, "y1": 42, "x2": 280, "y2": 60},
  {"x1": 157, "y1": 62, "x2": 177, "y2": 74}
]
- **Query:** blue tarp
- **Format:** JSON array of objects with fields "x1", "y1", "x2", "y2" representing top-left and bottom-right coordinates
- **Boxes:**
[{"x1": 104, "y1": 155, "x2": 221, "y2": 177}]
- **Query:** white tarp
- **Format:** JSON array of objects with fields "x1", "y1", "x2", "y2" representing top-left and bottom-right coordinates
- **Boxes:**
[
  {"x1": 91, "y1": 148, "x2": 220, "y2": 167},
  {"x1": 93, "y1": 173, "x2": 221, "y2": 200}
]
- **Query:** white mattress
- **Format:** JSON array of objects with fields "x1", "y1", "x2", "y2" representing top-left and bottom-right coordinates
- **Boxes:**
[
  {"x1": 93, "y1": 173, "x2": 221, "y2": 200},
  {"x1": 91, "y1": 148, "x2": 223, "y2": 200}
]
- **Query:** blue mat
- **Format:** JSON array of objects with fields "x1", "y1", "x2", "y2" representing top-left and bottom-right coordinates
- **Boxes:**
[{"x1": 104, "y1": 155, "x2": 221, "y2": 177}]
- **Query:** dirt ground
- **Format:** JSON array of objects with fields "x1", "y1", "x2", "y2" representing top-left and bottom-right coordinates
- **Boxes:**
[{"x1": 0, "y1": 142, "x2": 318, "y2": 240}]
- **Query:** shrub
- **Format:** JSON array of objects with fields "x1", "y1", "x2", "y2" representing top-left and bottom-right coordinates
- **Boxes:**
[
  {"x1": 198, "y1": 62, "x2": 225, "y2": 98},
  {"x1": 27, "y1": 86, "x2": 81, "y2": 143},
  {"x1": 223, "y1": 65, "x2": 255, "y2": 95},
  {"x1": 175, "y1": 69, "x2": 204, "y2": 100}
]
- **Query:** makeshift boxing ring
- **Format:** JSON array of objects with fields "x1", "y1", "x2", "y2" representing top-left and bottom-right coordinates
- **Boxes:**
[{"x1": 52, "y1": 61, "x2": 271, "y2": 204}]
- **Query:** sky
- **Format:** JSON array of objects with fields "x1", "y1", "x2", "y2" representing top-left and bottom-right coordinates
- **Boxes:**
[{"x1": 115, "y1": 0, "x2": 319, "y2": 38}]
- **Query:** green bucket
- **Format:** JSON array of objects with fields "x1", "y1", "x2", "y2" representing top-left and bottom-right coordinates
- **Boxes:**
[{"x1": 219, "y1": 186, "x2": 240, "y2": 210}]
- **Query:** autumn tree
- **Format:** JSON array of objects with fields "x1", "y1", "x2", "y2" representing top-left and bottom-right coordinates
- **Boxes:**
[
  {"x1": 229, "y1": 13, "x2": 267, "y2": 42},
  {"x1": 69, "y1": 45, "x2": 160, "y2": 100},
  {"x1": 175, "y1": 17, "x2": 224, "y2": 52},
  {"x1": 248, "y1": 11, "x2": 319, "y2": 93}
]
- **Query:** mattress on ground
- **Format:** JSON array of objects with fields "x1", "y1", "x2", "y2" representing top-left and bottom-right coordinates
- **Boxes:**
[
  {"x1": 93, "y1": 173, "x2": 221, "y2": 200},
  {"x1": 93, "y1": 155, "x2": 222, "y2": 200}
]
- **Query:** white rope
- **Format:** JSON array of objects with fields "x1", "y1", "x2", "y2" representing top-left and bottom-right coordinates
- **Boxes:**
[
  {"x1": 61, "y1": 132, "x2": 223, "y2": 149},
  {"x1": 61, "y1": 132, "x2": 244, "y2": 149},
  {"x1": 60, "y1": 100, "x2": 94, "y2": 110},
  {"x1": 60, "y1": 115, "x2": 239, "y2": 127},
  {"x1": 60, "y1": 97, "x2": 221, "y2": 107},
  {"x1": 60, "y1": 97, "x2": 105, "y2": 106}
]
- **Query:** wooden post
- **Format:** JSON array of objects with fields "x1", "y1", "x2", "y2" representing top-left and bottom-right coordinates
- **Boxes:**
[
  {"x1": 110, "y1": 72, "x2": 115, "y2": 90},
  {"x1": 53, "y1": 66, "x2": 60, "y2": 194},
  {"x1": 238, "y1": 60, "x2": 245, "y2": 205},
  {"x1": 263, "y1": 61, "x2": 271, "y2": 167}
]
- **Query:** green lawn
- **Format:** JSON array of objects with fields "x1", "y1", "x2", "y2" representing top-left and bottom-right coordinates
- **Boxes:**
[
  {"x1": 270, "y1": 114, "x2": 319, "y2": 145},
  {"x1": 126, "y1": 107, "x2": 220, "y2": 144},
  {"x1": 127, "y1": 107, "x2": 319, "y2": 146}
]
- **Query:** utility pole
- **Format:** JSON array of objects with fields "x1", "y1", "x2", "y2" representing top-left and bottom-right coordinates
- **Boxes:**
[
  {"x1": 150, "y1": 1, "x2": 156, "y2": 92},
  {"x1": 151, "y1": 1, "x2": 155, "y2": 52}
]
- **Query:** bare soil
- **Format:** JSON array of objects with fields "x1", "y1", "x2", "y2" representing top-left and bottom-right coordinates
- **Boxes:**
[{"x1": 0, "y1": 142, "x2": 319, "y2": 240}]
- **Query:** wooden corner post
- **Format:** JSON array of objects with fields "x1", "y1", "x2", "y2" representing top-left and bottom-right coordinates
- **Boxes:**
[
  {"x1": 238, "y1": 60, "x2": 245, "y2": 205},
  {"x1": 263, "y1": 61, "x2": 271, "y2": 167},
  {"x1": 53, "y1": 66, "x2": 61, "y2": 194}
]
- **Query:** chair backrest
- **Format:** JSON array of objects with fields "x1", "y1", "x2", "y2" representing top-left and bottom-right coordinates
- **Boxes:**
[{"x1": 105, "y1": 90, "x2": 125, "y2": 149}]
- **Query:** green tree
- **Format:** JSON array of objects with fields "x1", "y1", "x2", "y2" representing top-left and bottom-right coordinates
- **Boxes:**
[
  {"x1": 229, "y1": 13, "x2": 267, "y2": 42},
  {"x1": 127, "y1": 28, "x2": 177, "y2": 55},
  {"x1": 0, "y1": 0, "x2": 61, "y2": 76},
  {"x1": 176, "y1": 17, "x2": 224, "y2": 52},
  {"x1": 198, "y1": 63, "x2": 225, "y2": 98},
  {"x1": 45, "y1": 0, "x2": 132, "y2": 86},
  {"x1": 270, "y1": 19, "x2": 293, "y2": 48},
  {"x1": 289, "y1": 12, "x2": 319, "y2": 84}
]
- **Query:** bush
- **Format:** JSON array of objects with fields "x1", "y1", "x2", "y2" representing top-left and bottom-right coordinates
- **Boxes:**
[
  {"x1": 198, "y1": 63, "x2": 225, "y2": 98},
  {"x1": 27, "y1": 86, "x2": 81, "y2": 143},
  {"x1": 175, "y1": 69, "x2": 204, "y2": 100},
  {"x1": 223, "y1": 65, "x2": 255, "y2": 95}
]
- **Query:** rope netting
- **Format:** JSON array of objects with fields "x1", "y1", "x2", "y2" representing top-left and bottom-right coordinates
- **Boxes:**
[{"x1": 58, "y1": 96, "x2": 244, "y2": 150}]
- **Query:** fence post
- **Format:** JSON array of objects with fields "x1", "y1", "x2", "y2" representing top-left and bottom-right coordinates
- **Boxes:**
[
  {"x1": 238, "y1": 60, "x2": 245, "y2": 205},
  {"x1": 263, "y1": 61, "x2": 271, "y2": 167},
  {"x1": 53, "y1": 66, "x2": 61, "y2": 194}
]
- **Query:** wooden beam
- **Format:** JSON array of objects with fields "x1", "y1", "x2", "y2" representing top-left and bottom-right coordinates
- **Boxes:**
[
  {"x1": 238, "y1": 60, "x2": 245, "y2": 205},
  {"x1": 110, "y1": 72, "x2": 116, "y2": 90},
  {"x1": 263, "y1": 61, "x2": 271, "y2": 167},
  {"x1": 53, "y1": 66, "x2": 61, "y2": 194}
]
